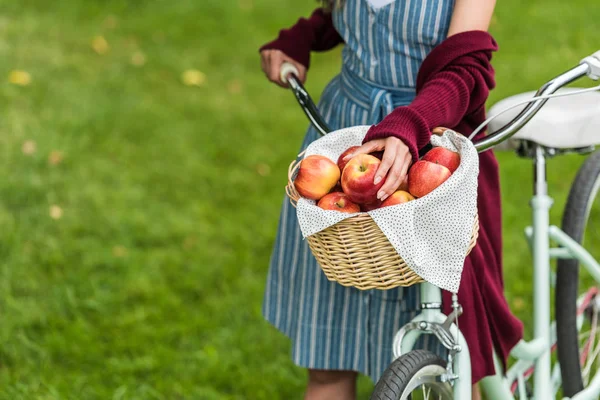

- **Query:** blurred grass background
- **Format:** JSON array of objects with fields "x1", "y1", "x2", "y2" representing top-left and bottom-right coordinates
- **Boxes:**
[{"x1": 0, "y1": 0, "x2": 599, "y2": 399}]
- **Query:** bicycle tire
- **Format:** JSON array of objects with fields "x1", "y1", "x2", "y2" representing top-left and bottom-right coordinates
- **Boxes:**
[
  {"x1": 370, "y1": 349, "x2": 453, "y2": 400},
  {"x1": 556, "y1": 150, "x2": 600, "y2": 396}
]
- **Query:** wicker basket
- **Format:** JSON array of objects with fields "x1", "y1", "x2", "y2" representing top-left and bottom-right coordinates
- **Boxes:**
[{"x1": 286, "y1": 154, "x2": 480, "y2": 290}]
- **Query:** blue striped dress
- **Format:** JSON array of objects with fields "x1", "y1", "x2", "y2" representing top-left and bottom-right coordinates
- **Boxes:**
[{"x1": 263, "y1": 0, "x2": 455, "y2": 382}]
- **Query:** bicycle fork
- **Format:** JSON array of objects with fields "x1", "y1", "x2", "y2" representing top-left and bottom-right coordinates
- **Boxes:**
[{"x1": 392, "y1": 282, "x2": 473, "y2": 399}]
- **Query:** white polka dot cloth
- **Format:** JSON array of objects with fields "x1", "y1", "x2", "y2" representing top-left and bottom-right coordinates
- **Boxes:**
[{"x1": 296, "y1": 125, "x2": 479, "y2": 293}]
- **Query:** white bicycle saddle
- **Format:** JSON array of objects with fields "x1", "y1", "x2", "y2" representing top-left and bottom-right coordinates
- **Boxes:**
[{"x1": 487, "y1": 88, "x2": 600, "y2": 150}]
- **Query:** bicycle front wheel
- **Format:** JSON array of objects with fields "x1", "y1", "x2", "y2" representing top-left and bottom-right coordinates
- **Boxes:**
[
  {"x1": 556, "y1": 150, "x2": 600, "y2": 397},
  {"x1": 370, "y1": 350, "x2": 453, "y2": 400}
]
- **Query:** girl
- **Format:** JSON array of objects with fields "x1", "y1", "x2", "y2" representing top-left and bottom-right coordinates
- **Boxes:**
[{"x1": 260, "y1": 1, "x2": 524, "y2": 399}]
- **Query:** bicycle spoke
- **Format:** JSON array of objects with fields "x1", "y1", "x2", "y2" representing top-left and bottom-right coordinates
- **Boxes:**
[
  {"x1": 579, "y1": 331, "x2": 592, "y2": 341},
  {"x1": 584, "y1": 309, "x2": 597, "y2": 364},
  {"x1": 597, "y1": 343, "x2": 600, "y2": 373},
  {"x1": 422, "y1": 385, "x2": 432, "y2": 400},
  {"x1": 420, "y1": 384, "x2": 445, "y2": 400},
  {"x1": 581, "y1": 304, "x2": 600, "y2": 385}
]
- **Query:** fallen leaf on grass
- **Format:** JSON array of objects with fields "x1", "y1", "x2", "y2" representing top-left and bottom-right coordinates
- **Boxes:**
[
  {"x1": 8, "y1": 70, "x2": 32, "y2": 86},
  {"x1": 103, "y1": 15, "x2": 118, "y2": 29},
  {"x1": 227, "y1": 80, "x2": 243, "y2": 94},
  {"x1": 512, "y1": 297, "x2": 525, "y2": 311},
  {"x1": 124, "y1": 36, "x2": 139, "y2": 49},
  {"x1": 49, "y1": 205, "x2": 63, "y2": 220},
  {"x1": 112, "y1": 245, "x2": 127, "y2": 257},
  {"x1": 22, "y1": 140, "x2": 36, "y2": 155},
  {"x1": 256, "y1": 163, "x2": 271, "y2": 176},
  {"x1": 131, "y1": 51, "x2": 146, "y2": 67},
  {"x1": 92, "y1": 35, "x2": 110, "y2": 55},
  {"x1": 48, "y1": 151, "x2": 64, "y2": 166},
  {"x1": 181, "y1": 69, "x2": 206, "y2": 87},
  {"x1": 183, "y1": 236, "x2": 197, "y2": 250}
]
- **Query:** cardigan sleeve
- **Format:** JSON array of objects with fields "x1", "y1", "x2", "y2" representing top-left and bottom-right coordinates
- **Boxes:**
[
  {"x1": 259, "y1": 8, "x2": 344, "y2": 69},
  {"x1": 362, "y1": 30, "x2": 499, "y2": 162}
]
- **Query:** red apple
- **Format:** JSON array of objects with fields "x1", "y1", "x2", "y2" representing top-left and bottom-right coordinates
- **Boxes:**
[
  {"x1": 398, "y1": 175, "x2": 409, "y2": 191},
  {"x1": 330, "y1": 182, "x2": 343, "y2": 193},
  {"x1": 337, "y1": 146, "x2": 360, "y2": 173},
  {"x1": 421, "y1": 147, "x2": 461, "y2": 173},
  {"x1": 341, "y1": 154, "x2": 385, "y2": 204},
  {"x1": 317, "y1": 192, "x2": 361, "y2": 213},
  {"x1": 294, "y1": 155, "x2": 341, "y2": 200},
  {"x1": 408, "y1": 160, "x2": 452, "y2": 198},
  {"x1": 380, "y1": 190, "x2": 415, "y2": 208},
  {"x1": 360, "y1": 199, "x2": 383, "y2": 212}
]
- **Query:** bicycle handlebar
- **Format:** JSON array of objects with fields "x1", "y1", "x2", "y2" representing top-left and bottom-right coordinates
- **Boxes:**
[
  {"x1": 582, "y1": 50, "x2": 600, "y2": 80},
  {"x1": 473, "y1": 63, "x2": 590, "y2": 152},
  {"x1": 283, "y1": 65, "x2": 332, "y2": 136},
  {"x1": 280, "y1": 63, "x2": 300, "y2": 85},
  {"x1": 280, "y1": 49, "x2": 600, "y2": 153}
]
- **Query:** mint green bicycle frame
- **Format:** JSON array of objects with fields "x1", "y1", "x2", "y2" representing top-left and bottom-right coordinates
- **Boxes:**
[{"x1": 395, "y1": 156, "x2": 600, "y2": 399}]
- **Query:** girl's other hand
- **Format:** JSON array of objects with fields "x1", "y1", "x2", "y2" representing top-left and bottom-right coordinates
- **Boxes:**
[
  {"x1": 342, "y1": 137, "x2": 412, "y2": 201},
  {"x1": 260, "y1": 49, "x2": 307, "y2": 88}
]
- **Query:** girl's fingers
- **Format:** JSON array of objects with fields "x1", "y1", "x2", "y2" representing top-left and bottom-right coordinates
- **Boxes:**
[
  {"x1": 400, "y1": 151, "x2": 412, "y2": 183},
  {"x1": 261, "y1": 50, "x2": 307, "y2": 87},
  {"x1": 264, "y1": 51, "x2": 274, "y2": 79},
  {"x1": 268, "y1": 52, "x2": 285, "y2": 86},
  {"x1": 387, "y1": 152, "x2": 412, "y2": 198},
  {"x1": 260, "y1": 51, "x2": 268, "y2": 73},
  {"x1": 374, "y1": 143, "x2": 397, "y2": 187},
  {"x1": 376, "y1": 141, "x2": 413, "y2": 201},
  {"x1": 377, "y1": 157, "x2": 404, "y2": 200}
]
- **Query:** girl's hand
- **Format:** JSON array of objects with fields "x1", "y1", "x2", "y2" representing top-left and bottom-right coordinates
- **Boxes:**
[
  {"x1": 343, "y1": 137, "x2": 412, "y2": 201},
  {"x1": 260, "y1": 49, "x2": 307, "y2": 88}
]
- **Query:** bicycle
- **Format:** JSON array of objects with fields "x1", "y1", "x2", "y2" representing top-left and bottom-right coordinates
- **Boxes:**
[{"x1": 278, "y1": 49, "x2": 600, "y2": 399}]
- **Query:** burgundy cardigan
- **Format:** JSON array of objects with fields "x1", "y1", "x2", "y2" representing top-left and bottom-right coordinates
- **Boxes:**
[
  {"x1": 259, "y1": 8, "x2": 344, "y2": 69},
  {"x1": 363, "y1": 30, "x2": 499, "y2": 160}
]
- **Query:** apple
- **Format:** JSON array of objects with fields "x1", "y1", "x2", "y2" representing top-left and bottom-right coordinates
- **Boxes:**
[
  {"x1": 408, "y1": 160, "x2": 451, "y2": 198},
  {"x1": 380, "y1": 190, "x2": 415, "y2": 208},
  {"x1": 341, "y1": 154, "x2": 385, "y2": 204},
  {"x1": 330, "y1": 182, "x2": 343, "y2": 193},
  {"x1": 294, "y1": 155, "x2": 341, "y2": 200},
  {"x1": 421, "y1": 147, "x2": 461, "y2": 173},
  {"x1": 337, "y1": 146, "x2": 360, "y2": 173},
  {"x1": 360, "y1": 199, "x2": 383, "y2": 212},
  {"x1": 338, "y1": 147, "x2": 384, "y2": 174},
  {"x1": 317, "y1": 192, "x2": 361, "y2": 213},
  {"x1": 398, "y1": 175, "x2": 409, "y2": 191}
]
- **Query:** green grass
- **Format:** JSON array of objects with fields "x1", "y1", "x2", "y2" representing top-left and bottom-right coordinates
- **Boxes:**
[{"x1": 0, "y1": 0, "x2": 599, "y2": 398}]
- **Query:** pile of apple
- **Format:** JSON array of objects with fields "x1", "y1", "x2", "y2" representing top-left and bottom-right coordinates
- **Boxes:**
[{"x1": 294, "y1": 145, "x2": 460, "y2": 213}]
